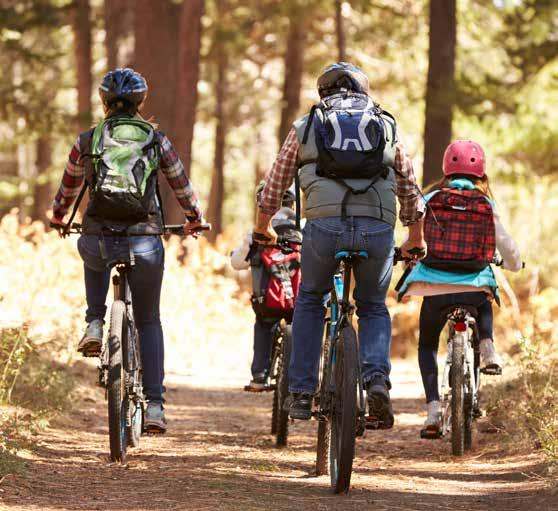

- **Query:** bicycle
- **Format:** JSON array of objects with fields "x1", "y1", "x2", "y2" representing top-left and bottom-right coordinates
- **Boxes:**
[
  {"x1": 244, "y1": 236, "x2": 299, "y2": 447},
  {"x1": 395, "y1": 252, "x2": 515, "y2": 456},
  {"x1": 314, "y1": 249, "x2": 369, "y2": 494},
  {"x1": 52, "y1": 221, "x2": 210, "y2": 462}
]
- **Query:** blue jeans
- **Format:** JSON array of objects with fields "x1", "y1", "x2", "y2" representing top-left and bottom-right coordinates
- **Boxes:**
[
  {"x1": 289, "y1": 217, "x2": 394, "y2": 394},
  {"x1": 77, "y1": 235, "x2": 165, "y2": 402},
  {"x1": 251, "y1": 317, "x2": 275, "y2": 377},
  {"x1": 418, "y1": 292, "x2": 493, "y2": 403}
]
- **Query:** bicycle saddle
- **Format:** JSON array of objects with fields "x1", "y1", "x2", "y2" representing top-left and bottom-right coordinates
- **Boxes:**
[
  {"x1": 440, "y1": 304, "x2": 479, "y2": 320},
  {"x1": 335, "y1": 250, "x2": 369, "y2": 261}
]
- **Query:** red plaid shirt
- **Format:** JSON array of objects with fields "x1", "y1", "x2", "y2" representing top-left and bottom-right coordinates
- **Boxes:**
[
  {"x1": 52, "y1": 132, "x2": 203, "y2": 222},
  {"x1": 259, "y1": 127, "x2": 424, "y2": 226}
]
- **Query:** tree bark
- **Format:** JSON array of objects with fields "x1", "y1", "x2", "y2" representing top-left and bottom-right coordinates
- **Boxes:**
[
  {"x1": 135, "y1": 0, "x2": 182, "y2": 223},
  {"x1": 278, "y1": 14, "x2": 307, "y2": 145},
  {"x1": 207, "y1": 0, "x2": 228, "y2": 242},
  {"x1": 33, "y1": 138, "x2": 52, "y2": 224},
  {"x1": 422, "y1": 0, "x2": 457, "y2": 187},
  {"x1": 73, "y1": 0, "x2": 92, "y2": 132},
  {"x1": 104, "y1": 0, "x2": 131, "y2": 70},
  {"x1": 174, "y1": 0, "x2": 204, "y2": 177},
  {"x1": 335, "y1": 0, "x2": 347, "y2": 61}
]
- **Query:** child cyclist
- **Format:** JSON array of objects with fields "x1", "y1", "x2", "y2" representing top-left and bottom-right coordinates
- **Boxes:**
[
  {"x1": 398, "y1": 140, "x2": 522, "y2": 436},
  {"x1": 231, "y1": 182, "x2": 302, "y2": 390}
]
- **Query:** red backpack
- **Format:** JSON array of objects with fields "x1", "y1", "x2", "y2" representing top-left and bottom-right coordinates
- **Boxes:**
[
  {"x1": 423, "y1": 188, "x2": 496, "y2": 273},
  {"x1": 251, "y1": 245, "x2": 301, "y2": 320}
]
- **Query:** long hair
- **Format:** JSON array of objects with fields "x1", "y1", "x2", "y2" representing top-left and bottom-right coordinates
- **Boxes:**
[
  {"x1": 425, "y1": 173, "x2": 494, "y2": 199},
  {"x1": 103, "y1": 98, "x2": 140, "y2": 118}
]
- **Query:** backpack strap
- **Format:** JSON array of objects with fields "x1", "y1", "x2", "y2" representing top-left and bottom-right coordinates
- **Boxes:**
[{"x1": 63, "y1": 130, "x2": 94, "y2": 235}]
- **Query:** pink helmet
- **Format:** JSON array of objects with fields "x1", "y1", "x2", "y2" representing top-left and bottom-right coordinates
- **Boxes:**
[{"x1": 442, "y1": 140, "x2": 486, "y2": 178}]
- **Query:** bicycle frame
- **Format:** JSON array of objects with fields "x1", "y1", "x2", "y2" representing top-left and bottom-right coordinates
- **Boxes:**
[
  {"x1": 319, "y1": 252, "x2": 367, "y2": 433},
  {"x1": 440, "y1": 309, "x2": 481, "y2": 437}
]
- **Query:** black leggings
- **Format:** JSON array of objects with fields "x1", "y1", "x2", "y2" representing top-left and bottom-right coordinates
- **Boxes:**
[{"x1": 418, "y1": 292, "x2": 493, "y2": 403}]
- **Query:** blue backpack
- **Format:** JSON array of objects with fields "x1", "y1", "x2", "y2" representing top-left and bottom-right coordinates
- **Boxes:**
[{"x1": 296, "y1": 93, "x2": 397, "y2": 223}]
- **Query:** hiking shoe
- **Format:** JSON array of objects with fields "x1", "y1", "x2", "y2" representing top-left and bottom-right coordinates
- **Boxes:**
[
  {"x1": 246, "y1": 371, "x2": 268, "y2": 391},
  {"x1": 77, "y1": 319, "x2": 103, "y2": 357},
  {"x1": 366, "y1": 376, "x2": 394, "y2": 429},
  {"x1": 289, "y1": 393, "x2": 313, "y2": 420},
  {"x1": 420, "y1": 400, "x2": 442, "y2": 439},
  {"x1": 144, "y1": 401, "x2": 167, "y2": 434},
  {"x1": 480, "y1": 339, "x2": 503, "y2": 374}
]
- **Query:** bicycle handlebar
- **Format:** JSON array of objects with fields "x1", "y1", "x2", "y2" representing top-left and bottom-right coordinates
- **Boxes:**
[{"x1": 50, "y1": 222, "x2": 212, "y2": 238}]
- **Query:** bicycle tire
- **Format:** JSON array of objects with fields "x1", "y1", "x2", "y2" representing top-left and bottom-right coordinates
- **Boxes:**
[
  {"x1": 270, "y1": 331, "x2": 281, "y2": 435},
  {"x1": 464, "y1": 393, "x2": 473, "y2": 451},
  {"x1": 451, "y1": 334, "x2": 465, "y2": 456},
  {"x1": 316, "y1": 419, "x2": 330, "y2": 476},
  {"x1": 107, "y1": 300, "x2": 127, "y2": 462},
  {"x1": 275, "y1": 326, "x2": 292, "y2": 447},
  {"x1": 329, "y1": 325, "x2": 358, "y2": 494}
]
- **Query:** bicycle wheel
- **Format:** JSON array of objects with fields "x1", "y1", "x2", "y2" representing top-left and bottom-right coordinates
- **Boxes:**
[
  {"x1": 450, "y1": 334, "x2": 465, "y2": 456},
  {"x1": 316, "y1": 419, "x2": 330, "y2": 476},
  {"x1": 464, "y1": 393, "x2": 473, "y2": 451},
  {"x1": 329, "y1": 325, "x2": 358, "y2": 494},
  {"x1": 270, "y1": 330, "x2": 281, "y2": 435},
  {"x1": 107, "y1": 300, "x2": 127, "y2": 462},
  {"x1": 316, "y1": 327, "x2": 332, "y2": 476},
  {"x1": 275, "y1": 325, "x2": 292, "y2": 447}
]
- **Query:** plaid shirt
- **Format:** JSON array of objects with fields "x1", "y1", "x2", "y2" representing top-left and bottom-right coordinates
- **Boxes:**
[
  {"x1": 259, "y1": 127, "x2": 424, "y2": 226},
  {"x1": 52, "y1": 132, "x2": 203, "y2": 222}
]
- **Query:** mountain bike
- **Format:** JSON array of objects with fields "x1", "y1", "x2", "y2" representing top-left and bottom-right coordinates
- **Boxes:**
[
  {"x1": 52, "y1": 221, "x2": 210, "y2": 462},
  {"x1": 314, "y1": 250, "x2": 368, "y2": 494},
  {"x1": 244, "y1": 236, "x2": 299, "y2": 447}
]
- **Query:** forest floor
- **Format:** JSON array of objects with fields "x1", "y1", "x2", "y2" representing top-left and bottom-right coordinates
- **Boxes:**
[{"x1": 0, "y1": 359, "x2": 556, "y2": 511}]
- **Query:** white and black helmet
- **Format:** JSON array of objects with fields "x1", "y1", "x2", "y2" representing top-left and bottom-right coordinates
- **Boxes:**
[{"x1": 317, "y1": 62, "x2": 369, "y2": 98}]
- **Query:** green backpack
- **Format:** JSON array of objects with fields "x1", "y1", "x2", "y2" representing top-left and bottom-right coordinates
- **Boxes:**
[{"x1": 88, "y1": 117, "x2": 160, "y2": 222}]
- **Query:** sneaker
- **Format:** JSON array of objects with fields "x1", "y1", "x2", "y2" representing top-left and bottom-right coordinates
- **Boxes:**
[
  {"x1": 420, "y1": 400, "x2": 442, "y2": 439},
  {"x1": 144, "y1": 401, "x2": 167, "y2": 434},
  {"x1": 246, "y1": 371, "x2": 268, "y2": 392},
  {"x1": 366, "y1": 376, "x2": 394, "y2": 429},
  {"x1": 77, "y1": 319, "x2": 103, "y2": 357},
  {"x1": 480, "y1": 338, "x2": 503, "y2": 374},
  {"x1": 289, "y1": 393, "x2": 313, "y2": 420}
]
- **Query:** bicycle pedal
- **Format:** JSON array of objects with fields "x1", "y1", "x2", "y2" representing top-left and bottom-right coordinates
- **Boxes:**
[
  {"x1": 365, "y1": 416, "x2": 382, "y2": 430},
  {"x1": 243, "y1": 384, "x2": 273, "y2": 393},
  {"x1": 481, "y1": 367, "x2": 502, "y2": 376}
]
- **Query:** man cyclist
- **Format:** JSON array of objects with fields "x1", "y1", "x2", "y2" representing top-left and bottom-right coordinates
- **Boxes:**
[
  {"x1": 254, "y1": 62, "x2": 425, "y2": 428},
  {"x1": 50, "y1": 68, "x2": 206, "y2": 432}
]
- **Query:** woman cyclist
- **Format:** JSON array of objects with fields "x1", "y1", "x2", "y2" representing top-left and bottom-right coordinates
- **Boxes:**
[
  {"x1": 50, "y1": 68, "x2": 206, "y2": 433},
  {"x1": 398, "y1": 140, "x2": 522, "y2": 436}
]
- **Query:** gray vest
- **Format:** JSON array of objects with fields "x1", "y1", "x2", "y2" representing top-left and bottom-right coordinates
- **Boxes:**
[{"x1": 293, "y1": 105, "x2": 398, "y2": 226}]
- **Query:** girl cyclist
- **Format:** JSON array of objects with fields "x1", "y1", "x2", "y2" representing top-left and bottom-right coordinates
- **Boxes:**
[
  {"x1": 398, "y1": 140, "x2": 522, "y2": 436},
  {"x1": 50, "y1": 68, "x2": 206, "y2": 433}
]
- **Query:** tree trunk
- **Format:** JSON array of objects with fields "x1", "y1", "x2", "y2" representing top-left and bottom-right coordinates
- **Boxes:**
[
  {"x1": 422, "y1": 0, "x2": 457, "y2": 187},
  {"x1": 135, "y1": 0, "x2": 182, "y2": 224},
  {"x1": 174, "y1": 0, "x2": 204, "y2": 177},
  {"x1": 207, "y1": 0, "x2": 228, "y2": 242},
  {"x1": 33, "y1": 138, "x2": 52, "y2": 224},
  {"x1": 335, "y1": 0, "x2": 347, "y2": 61},
  {"x1": 73, "y1": 0, "x2": 92, "y2": 132},
  {"x1": 104, "y1": 0, "x2": 131, "y2": 70},
  {"x1": 278, "y1": 14, "x2": 307, "y2": 145}
]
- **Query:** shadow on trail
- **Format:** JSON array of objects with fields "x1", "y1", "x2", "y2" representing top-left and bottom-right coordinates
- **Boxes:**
[{"x1": 1, "y1": 377, "x2": 554, "y2": 511}]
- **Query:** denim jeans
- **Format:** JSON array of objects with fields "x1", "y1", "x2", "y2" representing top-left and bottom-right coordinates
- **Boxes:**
[
  {"x1": 251, "y1": 317, "x2": 275, "y2": 377},
  {"x1": 77, "y1": 234, "x2": 165, "y2": 402},
  {"x1": 289, "y1": 216, "x2": 394, "y2": 394},
  {"x1": 418, "y1": 292, "x2": 493, "y2": 403}
]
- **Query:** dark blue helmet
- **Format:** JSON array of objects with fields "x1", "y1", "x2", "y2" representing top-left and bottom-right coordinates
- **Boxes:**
[
  {"x1": 99, "y1": 68, "x2": 148, "y2": 105},
  {"x1": 317, "y1": 62, "x2": 369, "y2": 98}
]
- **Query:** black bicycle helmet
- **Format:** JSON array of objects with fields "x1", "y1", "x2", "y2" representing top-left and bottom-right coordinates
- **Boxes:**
[
  {"x1": 256, "y1": 181, "x2": 295, "y2": 207},
  {"x1": 99, "y1": 68, "x2": 148, "y2": 106},
  {"x1": 317, "y1": 62, "x2": 369, "y2": 98}
]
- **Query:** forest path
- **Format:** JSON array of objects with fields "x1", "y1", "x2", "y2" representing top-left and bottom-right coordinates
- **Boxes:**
[{"x1": 0, "y1": 360, "x2": 555, "y2": 511}]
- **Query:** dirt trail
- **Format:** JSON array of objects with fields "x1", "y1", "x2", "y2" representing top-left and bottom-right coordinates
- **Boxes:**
[{"x1": 0, "y1": 360, "x2": 555, "y2": 511}]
